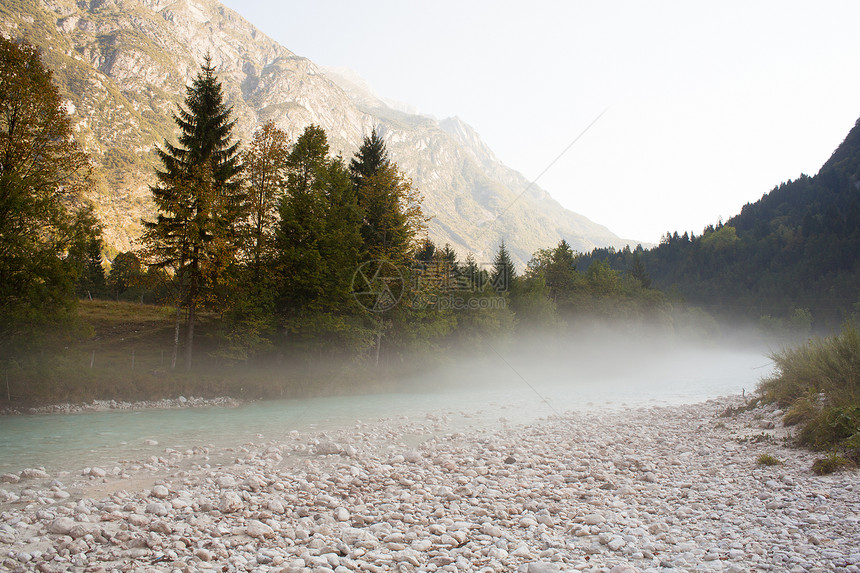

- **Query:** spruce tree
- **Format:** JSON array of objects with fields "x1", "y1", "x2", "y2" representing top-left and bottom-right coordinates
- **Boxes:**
[
  {"x1": 490, "y1": 240, "x2": 516, "y2": 293},
  {"x1": 629, "y1": 253, "x2": 652, "y2": 289},
  {"x1": 462, "y1": 252, "x2": 487, "y2": 292},
  {"x1": 349, "y1": 129, "x2": 427, "y2": 263},
  {"x1": 349, "y1": 128, "x2": 388, "y2": 189},
  {"x1": 414, "y1": 239, "x2": 436, "y2": 264},
  {"x1": 544, "y1": 239, "x2": 579, "y2": 305},
  {"x1": 142, "y1": 55, "x2": 242, "y2": 370}
]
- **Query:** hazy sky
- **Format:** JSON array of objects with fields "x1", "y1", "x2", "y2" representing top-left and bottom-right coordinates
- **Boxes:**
[{"x1": 218, "y1": 0, "x2": 860, "y2": 244}]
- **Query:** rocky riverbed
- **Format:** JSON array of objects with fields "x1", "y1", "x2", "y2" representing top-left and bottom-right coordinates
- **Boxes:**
[
  {"x1": 0, "y1": 395, "x2": 858, "y2": 572},
  {"x1": 0, "y1": 396, "x2": 243, "y2": 416}
]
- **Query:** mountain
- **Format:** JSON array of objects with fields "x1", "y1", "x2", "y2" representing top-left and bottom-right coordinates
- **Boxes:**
[
  {"x1": 579, "y1": 117, "x2": 860, "y2": 329},
  {"x1": 0, "y1": 0, "x2": 633, "y2": 267}
]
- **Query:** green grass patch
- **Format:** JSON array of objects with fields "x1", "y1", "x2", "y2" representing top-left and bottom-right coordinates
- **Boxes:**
[
  {"x1": 758, "y1": 323, "x2": 860, "y2": 465},
  {"x1": 736, "y1": 432, "x2": 773, "y2": 444},
  {"x1": 756, "y1": 453, "x2": 782, "y2": 466},
  {"x1": 811, "y1": 452, "x2": 850, "y2": 475},
  {"x1": 1, "y1": 300, "x2": 446, "y2": 407}
]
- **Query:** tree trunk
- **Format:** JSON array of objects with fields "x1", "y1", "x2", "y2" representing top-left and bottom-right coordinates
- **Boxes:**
[
  {"x1": 375, "y1": 318, "x2": 383, "y2": 367},
  {"x1": 185, "y1": 298, "x2": 195, "y2": 371},
  {"x1": 171, "y1": 304, "x2": 181, "y2": 369},
  {"x1": 184, "y1": 250, "x2": 199, "y2": 372}
]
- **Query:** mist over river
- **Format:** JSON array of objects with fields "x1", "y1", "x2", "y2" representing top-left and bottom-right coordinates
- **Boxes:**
[{"x1": 0, "y1": 342, "x2": 771, "y2": 476}]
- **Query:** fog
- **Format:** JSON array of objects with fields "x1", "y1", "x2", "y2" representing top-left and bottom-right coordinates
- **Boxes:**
[
  {"x1": 403, "y1": 326, "x2": 773, "y2": 410},
  {"x1": 0, "y1": 326, "x2": 775, "y2": 475}
]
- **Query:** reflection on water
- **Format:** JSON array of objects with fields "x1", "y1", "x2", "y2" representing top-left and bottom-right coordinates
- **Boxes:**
[{"x1": 0, "y1": 346, "x2": 771, "y2": 475}]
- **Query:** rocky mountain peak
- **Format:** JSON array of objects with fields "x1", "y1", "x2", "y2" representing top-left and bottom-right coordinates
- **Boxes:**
[{"x1": 1, "y1": 0, "x2": 635, "y2": 265}]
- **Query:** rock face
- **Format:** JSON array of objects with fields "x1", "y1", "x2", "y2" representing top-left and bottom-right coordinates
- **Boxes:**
[{"x1": 0, "y1": 0, "x2": 634, "y2": 264}]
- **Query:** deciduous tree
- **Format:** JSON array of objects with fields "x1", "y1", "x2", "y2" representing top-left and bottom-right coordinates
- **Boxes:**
[
  {"x1": 274, "y1": 125, "x2": 367, "y2": 354},
  {"x1": 0, "y1": 37, "x2": 91, "y2": 356},
  {"x1": 241, "y1": 120, "x2": 288, "y2": 277},
  {"x1": 67, "y1": 206, "x2": 106, "y2": 299},
  {"x1": 108, "y1": 251, "x2": 143, "y2": 300}
]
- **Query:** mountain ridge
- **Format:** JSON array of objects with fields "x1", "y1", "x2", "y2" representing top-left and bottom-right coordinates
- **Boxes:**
[
  {"x1": 578, "y1": 116, "x2": 860, "y2": 328},
  {"x1": 0, "y1": 0, "x2": 637, "y2": 266}
]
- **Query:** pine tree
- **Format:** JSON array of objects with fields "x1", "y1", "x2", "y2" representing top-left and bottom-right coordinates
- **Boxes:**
[
  {"x1": 142, "y1": 55, "x2": 242, "y2": 370},
  {"x1": 349, "y1": 129, "x2": 427, "y2": 264},
  {"x1": 490, "y1": 240, "x2": 516, "y2": 293}
]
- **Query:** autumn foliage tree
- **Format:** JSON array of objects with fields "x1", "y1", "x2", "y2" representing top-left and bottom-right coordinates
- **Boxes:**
[
  {"x1": 0, "y1": 37, "x2": 93, "y2": 357},
  {"x1": 241, "y1": 120, "x2": 288, "y2": 278}
]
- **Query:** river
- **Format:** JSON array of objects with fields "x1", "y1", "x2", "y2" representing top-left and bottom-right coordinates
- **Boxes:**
[{"x1": 0, "y1": 343, "x2": 772, "y2": 475}]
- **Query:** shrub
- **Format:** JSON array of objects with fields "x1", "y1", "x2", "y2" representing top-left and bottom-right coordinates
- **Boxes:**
[
  {"x1": 811, "y1": 453, "x2": 849, "y2": 475},
  {"x1": 759, "y1": 324, "x2": 859, "y2": 408},
  {"x1": 782, "y1": 394, "x2": 819, "y2": 427},
  {"x1": 756, "y1": 453, "x2": 782, "y2": 466},
  {"x1": 798, "y1": 406, "x2": 860, "y2": 449},
  {"x1": 758, "y1": 324, "x2": 860, "y2": 453}
]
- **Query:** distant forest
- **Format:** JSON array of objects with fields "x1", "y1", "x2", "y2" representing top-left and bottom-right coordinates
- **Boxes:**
[
  {"x1": 579, "y1": 118, "x2": 860, "y2": 331},
  {"x1": 3, "y1": 38, "x2": 859, "y2": 382}
]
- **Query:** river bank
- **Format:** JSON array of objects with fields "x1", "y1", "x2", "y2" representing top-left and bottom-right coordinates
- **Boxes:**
[
  {"x1": 1, "y1": 394, "x2": 857, "y2": 572},
  {"x1": 0, "y1": 395, "x2": 244, "y2": 416}
]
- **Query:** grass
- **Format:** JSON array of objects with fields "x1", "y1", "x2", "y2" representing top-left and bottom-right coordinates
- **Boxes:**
[
  {"x1": 1, "y1": 299, "x2": 411, "y2": 408},
  {"x1": 736, "y1": 432, "x2": 773, "y2": 444},
  {"x1": 756, "y1": 453, "x2": 782, "y2": 466},
  {"x1": 812, "y1": 453, "x2": 850, "y2": 475},
  {"x1": 758, "y1": 323, "x2": 860, "y2": 468}
]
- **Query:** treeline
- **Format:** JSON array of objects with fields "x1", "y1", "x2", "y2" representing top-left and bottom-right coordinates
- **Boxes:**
[
  {"x1": 579, "y1": 119, "x2": 860, "y2": 333},
  {"x1": 119, "y1": 59, "x2": 704, "y2": 368},
  {"x1": 1, "y1": 45, "x2": 689, "y2": 377}
]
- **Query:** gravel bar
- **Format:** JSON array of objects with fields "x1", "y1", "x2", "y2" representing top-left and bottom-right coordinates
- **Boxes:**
[{"x1": 0, "y1": 395, "x2": 858, "y2": 572}]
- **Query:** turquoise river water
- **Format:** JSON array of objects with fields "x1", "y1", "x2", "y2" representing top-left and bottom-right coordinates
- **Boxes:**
[{"x1": 0, "y1": 345, "x2": 772, "y2": 475}]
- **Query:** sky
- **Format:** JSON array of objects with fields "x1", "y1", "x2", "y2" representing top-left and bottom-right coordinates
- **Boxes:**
[{"x1": 218, "y1": 0, "x2": 860, "y2": 244}]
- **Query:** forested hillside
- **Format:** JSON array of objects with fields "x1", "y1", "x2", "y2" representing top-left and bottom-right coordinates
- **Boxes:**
[{"x1": 580, "y1": 118, "x2": 860, "y2": 330}]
